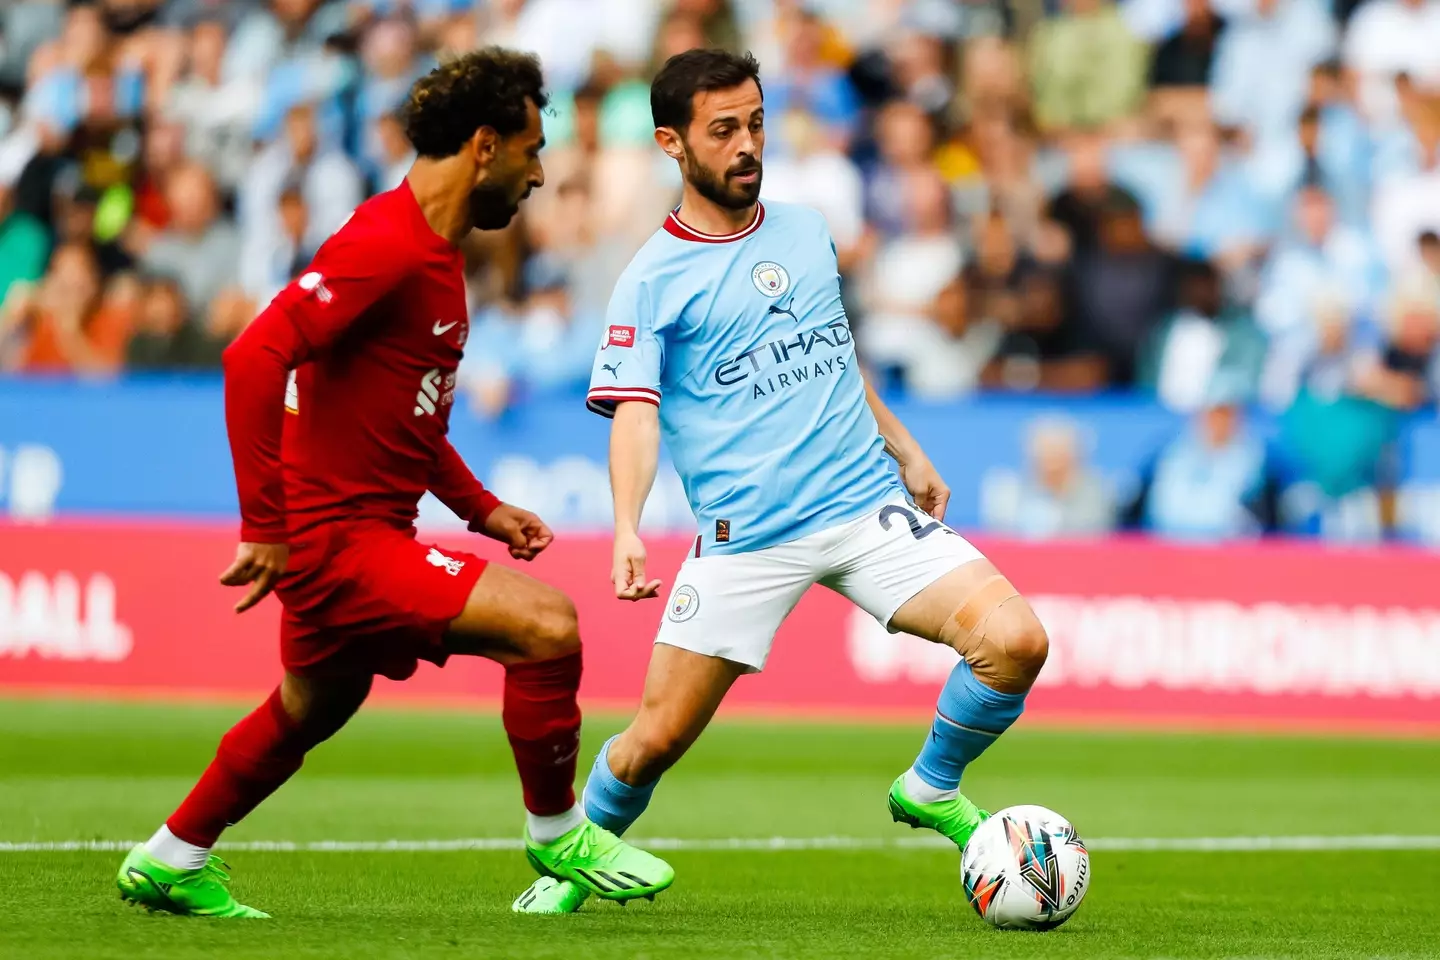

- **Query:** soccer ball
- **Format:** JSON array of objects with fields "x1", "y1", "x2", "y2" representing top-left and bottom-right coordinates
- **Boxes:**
[{"x1": 960, "y1": 804, "x2": 1090, "y2": 931}]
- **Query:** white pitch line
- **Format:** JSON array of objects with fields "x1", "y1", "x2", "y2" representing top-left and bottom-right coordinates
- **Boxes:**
[{"x1": 3, "y1": 835, "x2": 1439, "y2": 854}]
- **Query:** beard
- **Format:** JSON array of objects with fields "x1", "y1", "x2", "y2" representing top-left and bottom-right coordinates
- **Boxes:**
[
  {"x1": 682, "y1": 144, "x2": 763, "y2": 210},
  {"x1": 468, "y1": 181, "x2": 525, "y2": 231}
]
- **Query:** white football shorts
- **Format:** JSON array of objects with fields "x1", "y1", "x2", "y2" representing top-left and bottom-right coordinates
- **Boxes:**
[{"x1": 655, "y1": 499, "x2": 985, "y2": 671}]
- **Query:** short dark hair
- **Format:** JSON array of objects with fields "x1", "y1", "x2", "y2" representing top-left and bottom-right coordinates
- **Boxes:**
[
  {"x1": 404, "y1": 47, "x2": 548, "y2": 159},
  {"x1": 651, "y1": 49, "x2": 763, "y2": 133}
]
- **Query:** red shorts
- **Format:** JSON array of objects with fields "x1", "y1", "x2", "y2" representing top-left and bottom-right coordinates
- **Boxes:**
[{"x1": 275, "y1": 522, "x2": 487, "y2": 681}]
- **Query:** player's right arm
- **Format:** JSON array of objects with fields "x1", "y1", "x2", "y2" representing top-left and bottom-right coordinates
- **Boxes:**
[
  {"x1": 586, "y1": 274, "x2": 665, "y2": 601},
  {"x1": 609, "y1": 401, "x2": 663, "y2": 600},
  {"x1": 219, "y1": 211, "x2": 409, "y2": 612}
]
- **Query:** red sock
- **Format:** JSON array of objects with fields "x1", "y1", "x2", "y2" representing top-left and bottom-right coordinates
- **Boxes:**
[
  {"x1": 166, "y1": 688, "x2": 310, "y2": 847},
  {"x1": 503, "y1": 651, "x2": 582, "y2": 816}
]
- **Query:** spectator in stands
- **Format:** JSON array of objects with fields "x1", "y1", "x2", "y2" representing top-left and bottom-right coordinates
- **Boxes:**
[
  {"x1": 241, "y1": 101, "x2": 362, "y2": 258},
  {"x1": 885, "y1": 27, "x2": 956, "y2": 117},
  {"x1": 1143, "y1": 373, "x2": 1270, "y2": 540},
  {"x1": 1148, "y1": 0, "x2": 1224, "y2": 89},
  {"x1": 1256, "y1": 184, "x2": 1385, "y2": 408},
  {"x1": 1342, "y1": 0, "x2": 1440, "y2": 125},
  {"x1": 165, "y1": 16, "x2": 261, "y2": 193},
  {"x1": 138, "y1": 161, "x2": 240, "y2": 323},
  {"x1": 22, "y1": 3, "x2": 143, "y2": 137},
  {"x1": 1138, "y1": 257, "x2": 1265, "y2": 412},
  {"x1": 1143, "y1": 122, "x2": 1269, "y2": 268},
  {"x1": 124, "y1": 274, "x2": 192, "y2": 370},
  {"x1": 481, "y1": 0, "x2": 600, "y2": 95},
  {"x1": 865, "y1": 99, "x2": 938, "y2": 240},
  {"x1": 761, "y1": 107, "x2": 868, "y2": 270},
  {"x1": 369, "y1": 110, "x2": 415, "y2": 193},
  {"x1": 358, "y1": 17, "x2": 425, "y2": 185},
  {"x1": 224, "y1": 0, "x2": 347, "y2": 84},
  {"x1": 1420, "y1": 230, "x2": 1440, "y2": 281},
  {"x1": 458, "y1": 254, "x2": 601, "y2": 418},
  {"x1": 240, "y1": 182, "x2": 312, "y2": 307},
  {"x1": 984, "y1": 415, "x2": 1118, "y2": 539},
  {"x1": 1028, "y1": 0, "x2": 1148, "y2": 135},
  {"x1": 858, "y1": 171, "x2": 964, "y2": 390},
  {"x1": 1371, "y1": 95, "x2": 1440, "y2": 276},
  {"x1": 0, "y1": 242, "x2": 129, "y2": 373},
  {"x1": 1352, "y1": 273, "x2": 1440, "y2": 410},
  {"x1": 1252, "y1": 102, "x2": 1371, "y2": 232},
  {"x1": 901, "y1": 273, "x2": 1006, "y2": 399},
  {"x1": 53, "y1": 181, "x2": 132, "y2": 278},
  {"x1": 1069, "y1": 191, "x2": 1178, "y2": 385},
  {"x1": 1209, "y1": 0, "x2": 1336, "y2": 143},
  {"x1": 766, "y1": 8, "x2": 861, "y2": 147},
  {"x1": 1047, "y1": 134, "x2": 1140, "y2": 256},
  {"x1": 0, "y1": 180, "x2": 50, "y2": 308}
]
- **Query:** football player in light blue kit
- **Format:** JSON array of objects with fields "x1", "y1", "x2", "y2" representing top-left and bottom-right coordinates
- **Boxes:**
[{"x1": 513, "y1": 50, "x2": 1050, "y2": 914}]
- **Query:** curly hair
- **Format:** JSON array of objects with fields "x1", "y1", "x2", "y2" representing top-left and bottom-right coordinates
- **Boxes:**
[{"x1": 403, "y1": 47, "x2": 549, "y2": 159}]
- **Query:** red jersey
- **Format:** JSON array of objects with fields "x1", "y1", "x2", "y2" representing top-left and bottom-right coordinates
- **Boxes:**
[{"x1": 223, "y1": 183, "x2": 500, "y2": 544}]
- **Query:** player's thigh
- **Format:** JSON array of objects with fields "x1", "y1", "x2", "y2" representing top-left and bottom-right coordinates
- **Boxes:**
[
  {"x1": 653, "y1": 542, "x2": 816, "y2": 673},
  {"x1": 443, "y1": 563, "x2": 579, "y2": 665},
  {"x1": 825, "y1": 500, "x2": 989, "y2": 641}
]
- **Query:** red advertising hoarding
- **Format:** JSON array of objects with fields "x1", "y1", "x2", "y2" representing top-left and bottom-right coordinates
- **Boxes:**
[{"x1": 1, "y1": 521, "x2": 1437, "y2": 733}]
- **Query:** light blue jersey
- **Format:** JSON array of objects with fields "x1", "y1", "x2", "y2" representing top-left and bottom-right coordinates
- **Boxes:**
[{"x1": 587, "y1": 201, "x2": 903, "y2": 555}]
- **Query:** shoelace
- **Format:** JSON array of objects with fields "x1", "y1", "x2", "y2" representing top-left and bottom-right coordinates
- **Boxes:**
[
  {"x1": 559, "y1": 823, "x2": 621, "y2": 863},
  {"x1": 197, "y1": 856, "x2": 232, "y2": 885}
]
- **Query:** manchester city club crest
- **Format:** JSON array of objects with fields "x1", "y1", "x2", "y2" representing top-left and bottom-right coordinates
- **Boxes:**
[
  {"x1": 751, "y1": 261, "x2": 791, "y2": 298},
  {"x1": 668, "y1": 585, "x2": 700, "y2": 622}
]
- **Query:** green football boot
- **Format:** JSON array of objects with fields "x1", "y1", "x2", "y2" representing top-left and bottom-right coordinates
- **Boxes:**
[
  {"x1": 524, "y1": 820, "x2": 673, "y2": 903},
  {"x1": 887, "y1": 773, "x2": 990, "y2": 850},
  {"x1": 511, "y1": 877, "x2": 589, "y2": 914},
  {"x1": 115, "y1": 845, "x2": 270, "y2": 918}
]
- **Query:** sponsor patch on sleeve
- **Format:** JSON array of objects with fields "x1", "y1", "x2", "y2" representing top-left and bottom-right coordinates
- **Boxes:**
[{"x1": 607, "y1": 325, "x2": 636, "y2": 348}]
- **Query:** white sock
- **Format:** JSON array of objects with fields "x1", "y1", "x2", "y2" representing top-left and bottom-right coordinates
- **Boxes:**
[
  {"x1": 903, "y1": 767, "x2": 958, "y2": 804},
  {"x1": 144, "y1": 824, "x2": 211, "y2": 872},
  {"x1": 526, "y1": 803, "x2": 586, "y2": 845}
]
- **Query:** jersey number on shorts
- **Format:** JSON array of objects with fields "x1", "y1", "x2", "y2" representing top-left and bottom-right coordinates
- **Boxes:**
[{"x1": 878, "y1": 504, "x2": 950, "y2": 540}]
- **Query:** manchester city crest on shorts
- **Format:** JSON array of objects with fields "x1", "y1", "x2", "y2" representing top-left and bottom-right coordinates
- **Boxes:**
[
  {"x1": 751, "y1": 261, "x2": 791, "y2": 298},
  {"x1": 668, "y1": 585, "x2": 700, "y2": 622}
]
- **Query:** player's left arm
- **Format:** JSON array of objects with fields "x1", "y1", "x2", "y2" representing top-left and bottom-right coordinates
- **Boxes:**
[
  {"x1": 863, "y1": 374, "x2": 951, "y2": 521},
  {"x1": 429, "y1": 439, "x2": 553, "y2": 561}
]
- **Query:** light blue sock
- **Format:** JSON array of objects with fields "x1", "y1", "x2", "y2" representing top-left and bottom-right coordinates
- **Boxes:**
[
  {"x1": 581, "y1": 735, "x2": 657, "y2": 836},
  {"x1": 912, "y1": 659, "x2": 1027, "y2": 792}
]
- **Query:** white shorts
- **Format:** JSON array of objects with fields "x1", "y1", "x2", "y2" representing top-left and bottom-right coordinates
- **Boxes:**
[{"x1": 656, "y1": 499, "x2": 985, "y2": 671}]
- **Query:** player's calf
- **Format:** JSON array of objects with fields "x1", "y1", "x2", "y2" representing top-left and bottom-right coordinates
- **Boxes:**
[
  {"x1": 887, "y1": 562, "x2": 1049, "y2": 848},
  {"x1": 119, "y1": 673, "x2": 370, "y2": 916}
]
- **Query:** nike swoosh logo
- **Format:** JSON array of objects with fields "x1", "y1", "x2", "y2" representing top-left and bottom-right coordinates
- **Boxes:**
[{"x1": 433, "y1": 320, "x2": 459, "y2": 336}]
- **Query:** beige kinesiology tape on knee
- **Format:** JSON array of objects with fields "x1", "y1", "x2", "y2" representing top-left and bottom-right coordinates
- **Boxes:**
[{"x1": 937, "y1": 574, "x2": 1028, "y2": 691}]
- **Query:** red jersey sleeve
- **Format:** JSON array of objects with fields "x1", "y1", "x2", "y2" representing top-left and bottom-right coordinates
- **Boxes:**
[
  {"x1": 222, "y1": 216, "x2": 412, "y2": 542},
  {"x1": 430, "y1": 438, "x2": 503, "y2": 532}
]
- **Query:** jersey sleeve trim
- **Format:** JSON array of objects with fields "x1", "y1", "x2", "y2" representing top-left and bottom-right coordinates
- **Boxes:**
[{"x1": 586, "y1": 386, "x2": 661, "y2": 419}]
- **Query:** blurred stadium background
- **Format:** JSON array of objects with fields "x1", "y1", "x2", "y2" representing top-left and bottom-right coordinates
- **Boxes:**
[{"x1": 1, "y1": 2, "x2": 1439, "y2": 955}]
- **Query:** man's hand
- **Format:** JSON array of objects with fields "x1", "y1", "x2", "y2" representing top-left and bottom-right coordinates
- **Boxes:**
[
  {"x1": 220, "y1": 542, "x2": 289, "y2": 613},
  {"x1": 899, "y1": 456, "x2": 951, "y2": 521},
  {"x1": 482, "y1": 504, "x2": 554, "y2": 561},
  {"x1": 612, "y1": 529, "x2": 662, "y2": 600}
]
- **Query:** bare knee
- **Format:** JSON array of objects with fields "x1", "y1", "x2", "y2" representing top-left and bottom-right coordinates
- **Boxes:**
[{"x1": 524, "y1": 591, "x2": 580, "y2": 662}]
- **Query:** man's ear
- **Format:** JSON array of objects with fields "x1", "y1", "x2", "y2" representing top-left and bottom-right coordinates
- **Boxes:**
[
  {"x1": 471, "y1": 126, "x2": 499, "y2": 167},
  {"x1": 654, "y1": 126, "x2": 685, "y2": 162}
]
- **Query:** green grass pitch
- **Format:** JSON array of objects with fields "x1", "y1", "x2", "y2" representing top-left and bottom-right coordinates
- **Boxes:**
[{"x1": 2, "y1": 698, "x2": 1438, "y2": 959}]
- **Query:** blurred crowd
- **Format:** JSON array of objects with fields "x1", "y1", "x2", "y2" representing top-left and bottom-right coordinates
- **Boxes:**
[{"x1": 1, "y1": 0, "x2": 1439, "y2": 541}]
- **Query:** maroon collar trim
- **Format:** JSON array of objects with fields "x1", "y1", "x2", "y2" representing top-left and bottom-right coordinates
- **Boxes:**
[{"x1": 662, "y1": 203, "x2": 765, "y2": 243}]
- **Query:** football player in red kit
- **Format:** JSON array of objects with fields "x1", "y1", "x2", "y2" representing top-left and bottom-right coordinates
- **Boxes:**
[{"x1": 114, "y1": 48, "x2": 673, "y2": 918}]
